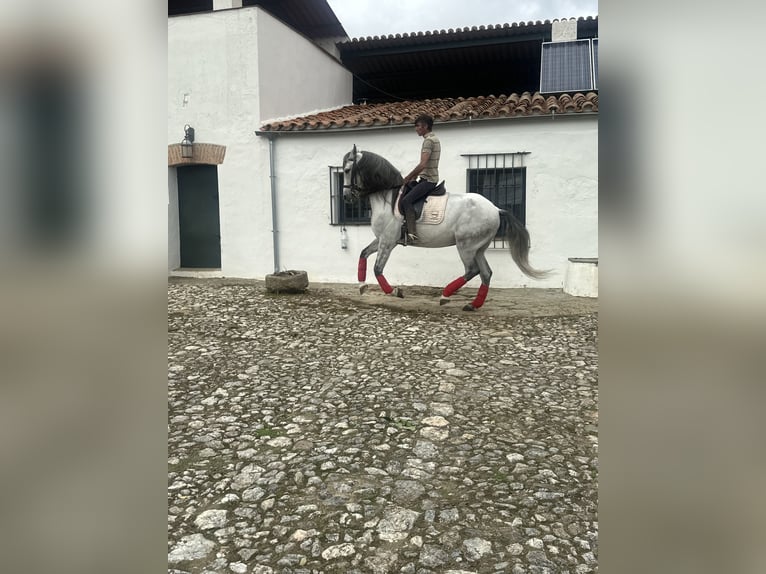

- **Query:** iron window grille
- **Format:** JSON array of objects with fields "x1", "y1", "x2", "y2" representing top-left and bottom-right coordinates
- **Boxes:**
[
  {"x1": 329, "y1": 166, "x2": 371, "y2": 225},
  {"x1": 463, "y1": 152, "x2": 528, "y2": 249}
]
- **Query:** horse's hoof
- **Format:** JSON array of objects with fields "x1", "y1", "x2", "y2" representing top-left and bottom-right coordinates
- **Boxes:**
[
  {"x1": 394, "y1": 287, "x2": 404, "y2": 298},
  {"x1": 439, "y1": 297, "x2": 451, "y2": 306},
  {"x1": 359, "y1": 284, "x2": 368, "y2": 295},
  {"x1": 462, "y1": 304, "x2": 477, "y2": 312}
]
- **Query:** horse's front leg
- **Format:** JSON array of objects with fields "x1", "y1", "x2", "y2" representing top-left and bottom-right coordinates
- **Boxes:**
[
  {"x1": 372, "y1": 236, "x2": 403, "y2": 298},
  {"x1": 357, "y1": 238, "x2": 379, "y2": 294}
]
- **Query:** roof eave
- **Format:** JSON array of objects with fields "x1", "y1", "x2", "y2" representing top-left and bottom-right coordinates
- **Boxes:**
[{"x1": 256, "y1": 110, "x2": 598, "y2": 135}]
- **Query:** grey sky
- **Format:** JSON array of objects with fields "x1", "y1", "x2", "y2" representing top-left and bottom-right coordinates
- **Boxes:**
[{"x1": 326, "y1": 0, "x2": 598, "y2": 39}]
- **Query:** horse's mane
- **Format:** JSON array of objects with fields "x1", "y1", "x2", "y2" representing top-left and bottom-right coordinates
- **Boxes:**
[{"x1": 356, "y1": 150, "x2": 404, "y2": 193}]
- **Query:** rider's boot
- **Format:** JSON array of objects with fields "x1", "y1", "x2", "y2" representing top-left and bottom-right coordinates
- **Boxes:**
[{"x1": 404, "y1": 206, "x2": 418, "y2": 244}]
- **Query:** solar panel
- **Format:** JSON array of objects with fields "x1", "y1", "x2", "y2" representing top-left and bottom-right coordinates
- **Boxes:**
[{"x1": 540, "y1": 39, "x2": 593, "y2": 93}]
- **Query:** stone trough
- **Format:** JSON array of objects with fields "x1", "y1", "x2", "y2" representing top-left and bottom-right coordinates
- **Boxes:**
[{"x1": 265, "y1": 270, "x2": 309, "y2": 294}]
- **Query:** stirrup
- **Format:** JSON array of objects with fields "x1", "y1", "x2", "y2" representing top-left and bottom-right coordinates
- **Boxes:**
[{"x1": 406, "y1": 233, "x2": 418, "y2": 245}]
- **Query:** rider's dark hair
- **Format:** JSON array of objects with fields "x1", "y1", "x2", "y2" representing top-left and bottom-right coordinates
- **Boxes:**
[{"x1": 414, "y1": 114, "x2": 434, "y2": 130}]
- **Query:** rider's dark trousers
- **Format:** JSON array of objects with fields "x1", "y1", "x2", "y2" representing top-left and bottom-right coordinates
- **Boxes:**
[{"x1": 401, "y1": 180, "x2": 436, "y2": 234}]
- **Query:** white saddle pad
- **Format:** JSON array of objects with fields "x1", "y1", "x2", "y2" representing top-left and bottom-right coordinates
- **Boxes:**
[{"x1": 395, "y1": 191, "x2": 448, "y2": 225}]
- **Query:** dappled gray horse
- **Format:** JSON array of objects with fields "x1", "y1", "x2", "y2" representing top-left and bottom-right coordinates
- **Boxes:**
[{"x1": 342, "y1": 147, "x2": 549, "y2": 311}]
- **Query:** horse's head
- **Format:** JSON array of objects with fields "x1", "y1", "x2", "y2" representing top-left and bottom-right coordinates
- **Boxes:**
[
  {"x1": 342, "y1": 147, "x2": 403, "y2": 200},
  {"x1": 342, "y1": 145, "x2": 363, "y2": 199}
]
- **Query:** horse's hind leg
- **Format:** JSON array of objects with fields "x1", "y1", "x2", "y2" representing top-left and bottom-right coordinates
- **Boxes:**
[
  {"x1": 464, "y1": 250, "x2": 493, "y2": 311},
  {"x1": 357, "y1": 239, "x2": 379, "y2": 294},
  {"x1": 440, "y1": 243, "x2": 480, "y2": 305},
  {"x1": 439, "y1": 267, "x2": 479, "y2": 305}
]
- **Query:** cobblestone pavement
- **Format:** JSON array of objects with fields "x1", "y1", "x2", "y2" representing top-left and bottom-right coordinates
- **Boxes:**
[{"x1": 168, "y1": 279, "x2": 598, "y2": 574}]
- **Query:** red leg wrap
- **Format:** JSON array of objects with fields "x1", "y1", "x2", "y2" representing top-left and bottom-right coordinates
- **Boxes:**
[
  {"x1": 358, "y1": 258, "x2": 367, "y2": 282},
  {"x1": 376, "y1": 274, "x2": 393, "y2": 294},
  {"x1": 443, "y1": 276, "x2": 467, "y2": 297},
  {"x1": 472, "y1": 284, "x2": 490, "y2": 309}
]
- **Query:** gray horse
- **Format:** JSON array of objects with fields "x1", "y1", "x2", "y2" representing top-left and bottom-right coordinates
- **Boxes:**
[{"x1": 343, "y1": 147, "x2": 549, "y2": 310}]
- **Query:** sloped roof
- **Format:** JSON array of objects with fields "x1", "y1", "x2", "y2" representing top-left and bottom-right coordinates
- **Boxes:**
[
  {"x1": 337, "y1": 16, "x2": 598, "y2": 103},
  {"x1": 258, "y1": 91, "x2": 598, "y2": 132},
  {"x1": 338, "y1": 16, "x2": 597, "y2": 46}
]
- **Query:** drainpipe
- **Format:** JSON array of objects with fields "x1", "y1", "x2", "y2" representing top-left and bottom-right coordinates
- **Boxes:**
[{"x1": 266, "y1": 134, "x2": 279, "y2": 273}]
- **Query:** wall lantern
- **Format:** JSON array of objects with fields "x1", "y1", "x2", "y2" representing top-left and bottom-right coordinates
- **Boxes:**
[{"x1": 181, "y1": 125, "x2": 195, "y2": 159}]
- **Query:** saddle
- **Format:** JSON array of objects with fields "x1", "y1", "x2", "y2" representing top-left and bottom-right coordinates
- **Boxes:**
[
  {"x1": 395, "y1": 181, "x2": 448, "y2": 245},
  {"x1": 396, "y1": 180, "x2": 446, "y2": 220}
]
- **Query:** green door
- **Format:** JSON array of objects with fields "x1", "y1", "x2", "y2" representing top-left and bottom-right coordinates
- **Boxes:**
[{"x1": 177, "y1": 165, "x2": 221, "y2": 268}]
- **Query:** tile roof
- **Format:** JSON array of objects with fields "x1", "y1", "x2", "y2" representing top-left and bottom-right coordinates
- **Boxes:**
[{"x1": 258, "y1": 92, "x2": 598, "y2": 132}]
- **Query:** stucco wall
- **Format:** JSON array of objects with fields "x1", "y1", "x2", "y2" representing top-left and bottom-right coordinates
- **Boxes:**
[
  {"x1": 168, "y1": 9, "x2": 261, "y2": 146},
  {"x1": 259, "y1": 115, "x2": 597, "y2": 289},
  {"x1": 256, "y1": 15, "x2": 351, "y2": 122},
  {"x1": 168, "y1": 7, "x2": 352, "y2": 275}
]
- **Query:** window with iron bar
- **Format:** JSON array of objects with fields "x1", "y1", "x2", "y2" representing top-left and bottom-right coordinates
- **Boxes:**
[
  {"x1": 329, "y1": 166, "x2": 371, "y2": 225},
  {"x1": 463, "y1": 152, "x2": 528, "y2": 249}
]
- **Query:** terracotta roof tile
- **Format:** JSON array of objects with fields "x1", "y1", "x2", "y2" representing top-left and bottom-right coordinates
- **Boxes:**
[{"x1": 259, "y1": 92, "x2": 598, "y2": 133}]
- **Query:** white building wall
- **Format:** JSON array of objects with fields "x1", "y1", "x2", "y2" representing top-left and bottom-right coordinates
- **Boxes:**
[
  {"x1": 259, "y1": 115, "x2": 597, "y2": 289},
  {"x1": 168, "y1": 7, "x2": 352, "y2": 275},
  {"x1": 256, "y1": 14, "x2": 351, "y2": 122}
]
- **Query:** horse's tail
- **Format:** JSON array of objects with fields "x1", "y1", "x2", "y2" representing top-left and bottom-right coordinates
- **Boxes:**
[{"x1": 499, "y1": 210, "x2": 551, "y2": 280}]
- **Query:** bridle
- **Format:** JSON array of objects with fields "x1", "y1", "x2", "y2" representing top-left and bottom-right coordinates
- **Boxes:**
[
  {"x1": 342, "y1": 145, "x2": 403, "y2": 209},
  {"x1": 342, "y1": 144, "x2": 362, "y2": 199}
]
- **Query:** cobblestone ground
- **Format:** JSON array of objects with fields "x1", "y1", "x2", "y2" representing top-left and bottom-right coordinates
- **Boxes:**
[{"x1": 168, "y1": 279, "x2": 598, "y2": 574}]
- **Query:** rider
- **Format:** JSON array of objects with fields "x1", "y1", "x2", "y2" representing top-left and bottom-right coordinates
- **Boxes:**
[{"x1": 401, "y1": 114, "x2": 441, "y2": 243}]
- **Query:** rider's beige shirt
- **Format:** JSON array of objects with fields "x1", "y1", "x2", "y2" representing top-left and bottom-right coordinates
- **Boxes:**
[{"x1": 420, "y1": 132, "x2": 441, "y2": 183}]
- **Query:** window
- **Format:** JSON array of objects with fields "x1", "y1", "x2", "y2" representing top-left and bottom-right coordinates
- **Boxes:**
[
  {"x1": 464, "y1": 153, "x2": 528, "y2": 248},
  {"x1": 329, "y1": 166, "x2": 371, "y2": 225}
]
